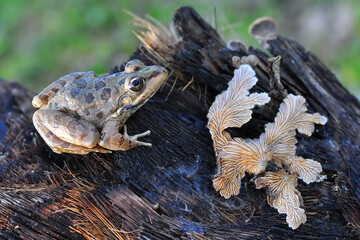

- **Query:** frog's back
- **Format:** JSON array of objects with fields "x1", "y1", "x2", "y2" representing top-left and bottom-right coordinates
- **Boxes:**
[{"x1": 44, "y1": 73, "x2": 126, "y2": 124}]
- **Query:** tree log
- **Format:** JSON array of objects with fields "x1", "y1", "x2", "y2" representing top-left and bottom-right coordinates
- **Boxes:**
[{"x1": 1, "y1": 6, "x2": 359, "y2": 240}]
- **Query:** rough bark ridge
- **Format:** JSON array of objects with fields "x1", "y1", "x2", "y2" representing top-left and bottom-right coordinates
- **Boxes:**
[{"x1": 1, "y1": 6, "x2": 359, "y2": 240}]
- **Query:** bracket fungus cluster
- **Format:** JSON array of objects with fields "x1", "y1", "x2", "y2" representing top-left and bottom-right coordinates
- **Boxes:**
[{"x1": 207, "y1": 64, "x2": 327, "y2": 229}]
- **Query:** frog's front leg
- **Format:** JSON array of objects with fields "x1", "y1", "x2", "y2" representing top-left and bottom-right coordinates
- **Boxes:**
[
  {"x1": 32, "y1": 72, "x2": 88, "y2": 108},
  {"x1": 33, "y1": 109, "x2": 110, "y2": 154},
  {"x1": 98, "y1": 120, "x2": 152, "y2": 151}
]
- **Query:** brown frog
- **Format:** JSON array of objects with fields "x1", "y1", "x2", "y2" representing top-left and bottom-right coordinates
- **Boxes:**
[{"x1": 32, "y1": 59, "x2": 168, "y2": 154}]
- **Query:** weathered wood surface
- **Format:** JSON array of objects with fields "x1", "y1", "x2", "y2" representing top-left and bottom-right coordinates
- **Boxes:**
[{"x1": 1, "y1": 6, "x2": 359, "y2": 240}]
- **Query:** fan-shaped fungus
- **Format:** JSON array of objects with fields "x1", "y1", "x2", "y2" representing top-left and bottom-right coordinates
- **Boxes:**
[
  {"x1": 207, "y1": 63, "x2": 327, "y2": 229},
  {"x1": 255, "y1": 170, "x2": 306, "y2": 229}
]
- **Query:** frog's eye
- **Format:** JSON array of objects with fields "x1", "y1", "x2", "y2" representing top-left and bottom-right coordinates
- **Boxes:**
[
  {"x1": 128, "y1": 77, "x2": 145, "y2": 92},
  {"x1": 125, "y1": 59, "x2": 145, "y2": 73}
]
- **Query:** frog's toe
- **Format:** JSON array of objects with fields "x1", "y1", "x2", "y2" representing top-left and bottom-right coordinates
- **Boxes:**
[
  {"x1": 122, "y1": 126, "x2": 152, "y2": 148},
  {"x1": 128, "y1": 134, "x2": 152, "y2": 148},
  {"x1": 123, "y1": 125, "x2": 151, "y2": 139},
  {"x1": 135, "y1": 130, "x2": 151, "y2": 138},
  {"x1": 131, "y1": 140, "x2": 152, "y2": 147}
]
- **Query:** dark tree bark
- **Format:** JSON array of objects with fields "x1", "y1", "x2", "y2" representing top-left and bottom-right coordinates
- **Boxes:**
[{"x1": 0, "y1": 6, "x2": 359, "y2": 240}]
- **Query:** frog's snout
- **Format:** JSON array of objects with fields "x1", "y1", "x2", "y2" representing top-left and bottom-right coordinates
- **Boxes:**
[
  {"x1": 163, "y1": 68, "x2": 169, "y2": 78},
  {"x1": 157, "y1": 67, "x2": 168, "y2": 85},
  {"x1": 158, "y1": 66, "x2": 168, "y2": 80},
  {"x1": 161, "y1": 67, "x2": 168, "y2": 76},
  {"x1": 147, "y1": 66, "x2": 168, "y2": 83}
]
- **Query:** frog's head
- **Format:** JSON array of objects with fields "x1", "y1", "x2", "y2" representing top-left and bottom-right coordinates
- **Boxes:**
[{"x1": 116, "y1": 59, "x2": 168, "y2": 115}]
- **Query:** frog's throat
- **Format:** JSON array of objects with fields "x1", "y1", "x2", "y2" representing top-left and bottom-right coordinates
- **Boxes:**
[
  {"x1": 113, "y1": 104, "x2": 139, "y2": 119},
  {"x1": 113, "y1": 98, "x2": 149, "y2": 118}
]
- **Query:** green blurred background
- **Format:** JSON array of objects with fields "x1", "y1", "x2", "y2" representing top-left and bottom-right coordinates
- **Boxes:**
[{"x1": 1, "y1": 0, "x2": 359, "y2": 95}]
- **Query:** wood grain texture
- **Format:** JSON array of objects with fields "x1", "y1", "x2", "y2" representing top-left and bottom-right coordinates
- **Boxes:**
[{"x1": 0, "y1": 6, "x2": 359, "y2": 240}]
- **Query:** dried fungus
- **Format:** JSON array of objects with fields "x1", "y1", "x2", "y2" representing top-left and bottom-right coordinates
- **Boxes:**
[
  {"x1": 255, "y1": 170, "x2": 306, "y2": 230},
  {"x1": 207, "y1": 63, "x2": 327, "y2": 229},
  {"x1": 207, "y1": 64, "x2": 270, "y2": 158}
]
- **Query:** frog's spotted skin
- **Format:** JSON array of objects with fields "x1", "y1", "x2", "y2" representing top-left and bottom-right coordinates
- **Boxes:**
[{"x1": 32, "y1": 59, "x2": 168, "y2": 154}]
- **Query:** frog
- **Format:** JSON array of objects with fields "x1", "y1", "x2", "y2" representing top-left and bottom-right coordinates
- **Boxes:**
[{"x1": 32, "y1": 59, "x2": 168, "y2": 154}]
